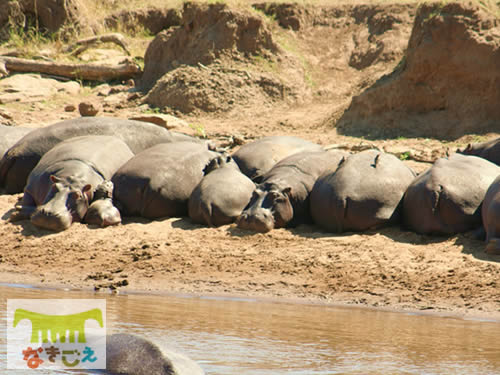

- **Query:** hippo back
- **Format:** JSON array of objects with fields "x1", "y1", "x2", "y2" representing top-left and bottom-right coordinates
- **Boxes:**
[
  {"x1": 232, "y1": 136, "x2": 323, "y2": 182},
  {"x1": 0, "y1": 125, "x2": 32, "y2": 159},
  {"x1": 188, "y1": 156, "x2": 255, "y2": 226},
  {"x1": 113, "y1": 142, "x2": 219, "y2": 218},
  {"x1": 403, "y1": 153, "x2": 500, "y2": 235},
  {"x1": 458, "y1": 137, "x2": 500, "y2": 166},
  {"x1": 311, "y1": 150, "x2": 416, "y2": 233},
  {"x1": 0, "y1": 116, "x2": 202, "y2": 194},
  {"x1": 105, "y1": 333, "x2": 205, "y2": 375}
]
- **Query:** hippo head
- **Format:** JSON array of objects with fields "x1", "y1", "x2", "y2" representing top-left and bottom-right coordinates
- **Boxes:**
[
  {"x1": 30, "y1": 175, "x2": 93, "y2": 231},
  {"x1": 236, "y1": 185, "x2": 293, "y2": 233}
]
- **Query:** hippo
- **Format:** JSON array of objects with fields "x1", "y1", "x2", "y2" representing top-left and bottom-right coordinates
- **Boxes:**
[
  {"x1": 0, "y1": 125, "x2": 32, "y2": 159},
  {"x1": 481, "y1": 176, "x2": 500, "y2": 254},
  {"x1": 403, "y1": 153, "x2": 500, "y2": 235},
  {"x1": 458, "y1": 137, "x2": 500, "y2": 166},
  {"x1": 11, "y1": 136, "x2": 134, "y2": 231},
  {"x1": 112, "y1": 142, "x2": 220, "y2": 219},
  {"x1": 188, "y1": 154, "x2": 255, "y2": 227},
  {"x1": 236, "y1": 150, "x2": 348, "y2": 233},
  {"x1": 310, "y1": 150, "x2": 416, "y2": 233},
  {"x1": 104, "y1": 333, "x2": 205, "y2": 375},
  {"x1": 0, "y1": 116, "x2": 206, "y2": 194},
  {"x1": 232, "y1": 136, "x2": 323, "y2": 182},
  {"x1": 84, "y1": 180, "x2": 121, "y2": 227}
]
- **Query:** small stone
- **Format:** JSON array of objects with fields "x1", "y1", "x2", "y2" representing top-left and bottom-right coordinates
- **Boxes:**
[
  {"x1": 79, "y1": 101, "x2": 100, "y2": 116},
  {"x1": 64, "y1": 104, "x2": 76, "y2": 112},
  {"x1": 129, "y1": 114, "x2": 188, "y2": 130}
]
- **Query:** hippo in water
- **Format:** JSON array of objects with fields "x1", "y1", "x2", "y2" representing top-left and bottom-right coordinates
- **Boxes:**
[
  {"x1": 457, "y1": 137, "x2": 500, "y2": 166},
  {"x1": 310, "y1": 150, "x2": 416, "y2": 233},
  {"x1": 237, "y1": 150, "x2": 348, "y2": 233},
  {"x1": 0, "y1": 116, "x2": 206, "y2": 194},
  {"x1": 188, "y1": 154, "x2": 255, "y2": 227},
  {"x1": 104, "y1": 333, "x2": 205, "y2": 375},
  {"x1": 84, "y1": 180, "x2": 121, "y2": 227},
  {"x1": 481, "y1": 176, "x2": 500, "y2": 254},
  {"x1": 112, "y1": 142, "x2": 220, "y2": 219},
  {"x1": 403, "y1": 153, "x2": 500, "y2": 235},
  {"x1": 0, "y1": 125, "x2": 32, "y2": 159},
  {"x1": 11, "y1": 135, "x2": 134, "y2": 231},
  {"x1": 232, "y1": 136, "x2": 323, "y2": 182}
]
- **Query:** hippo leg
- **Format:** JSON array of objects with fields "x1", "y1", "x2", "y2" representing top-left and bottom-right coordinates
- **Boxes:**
[
  {"x1": 485, "y1": 238, "x2": 500, "y2": 254},
  {"x1": 10, "y1": 193, "x2": 37, "y2": 221}
]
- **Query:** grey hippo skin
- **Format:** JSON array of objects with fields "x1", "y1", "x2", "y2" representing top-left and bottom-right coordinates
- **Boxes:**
[
  {"x1": 232, "y1": 135, "x2": 323, "y2": 182},
  {"x1": 0, "y1": 125, "x2": 32, "y2": 159},
  {"x1": 84, "y1": 180, "x2": 121, "y2": 227},
  {"x1": 458, "y1": 137, "x2": 500, "y2": 165},
  {"x1": 311, "y1": 150, "x2": 416, "y2": 233},
  {"x1": 403, "y1": 153, "x2": 500, "y2": 235},
  {"x1": 112, "y1": 142, "x2": 220, "y2": 219},
  {"x1": 237, "y1": 150, "x2": 348, "y2": 233},
  {"x1": 104, "y1": 333, "x2": 205, "y2": 375},
  {"x1": 188, "y1": 154, "x2": 255, "y2": 227},
  {"x1": 11, "y1": 136, "x2": 134, "y2": 232},
  {"x1": 0, "y1": 116, "x2": 204, "y2": 194},
  {"x1": 481, "y1": 175, "x2": 500, "y2": 254}
]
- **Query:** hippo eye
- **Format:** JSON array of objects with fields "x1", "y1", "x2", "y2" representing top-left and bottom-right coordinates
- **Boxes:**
[{"x1": 69, "y1": 191, "x2": 82, "y2": 200}]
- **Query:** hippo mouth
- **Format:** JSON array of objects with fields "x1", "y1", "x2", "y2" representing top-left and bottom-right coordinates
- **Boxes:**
[
  {"x1": 236, "y1": 212, "x2": 274, "y2": 233},
  {"x1": 31, "y1": 208, "x2": 73, "y2": 232}
]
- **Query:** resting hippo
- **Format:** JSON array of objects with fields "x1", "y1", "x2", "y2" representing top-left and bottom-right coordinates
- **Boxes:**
[
  {"x1": 84, "y1": 180, "x2": 121, "y2": 227},
  {"x1": 403, "y1": 153, "x2": 500, "y2": 235},
  {"x1": 0, "y1": 125, "x2": 32, "y2": 159},
  {"x1": 113, "y1": 142, "x2": 220, "y2": 218},
  {"x1": 232, "y1": 136, "x2": 323, "y2": 182},
  {"x1": 237, "y1": 150, "x2": 348, "y2": 233},
  {"x1": 481, "y1": 176, "x2": 500, "y2": 254},
  {"x1": 104, "y1": 333, "x2": 205, "y2": 375},
  {"x1": 188, "y1": 154, "x2": 255, "y2": 227},
  {"x1": 11, "y1": 136, "x2": 134, "y2": 231},
  {"x1": 458, "y1": 137, "x2": 500, "y2": 165},
  {"x1": 310, "y1": 150, "x2": 416, "y2": 233},
  {"x1": 0, "y1": 116, "x2": 205, "y2": 194}
]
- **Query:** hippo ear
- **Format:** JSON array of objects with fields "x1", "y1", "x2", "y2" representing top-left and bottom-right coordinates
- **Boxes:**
[
  {"x1": 282, "y1": 187, "x2": 292, "y2": 197},
  {"x1": 82, "y1": 184, "x2": 93, "y2": 202},
  {"x1": 50, "y1": 175, "x2": 62, "y2": 184}
]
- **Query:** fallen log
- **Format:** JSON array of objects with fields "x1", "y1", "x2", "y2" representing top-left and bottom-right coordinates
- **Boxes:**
[{"x1": 0, "y1": 56, "x2": 141, "y2": 81}]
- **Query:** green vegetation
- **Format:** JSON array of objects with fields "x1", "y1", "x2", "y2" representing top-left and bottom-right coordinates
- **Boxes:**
[{"x1": 189, "y1": 123, "x2": 207, "y2": 138}]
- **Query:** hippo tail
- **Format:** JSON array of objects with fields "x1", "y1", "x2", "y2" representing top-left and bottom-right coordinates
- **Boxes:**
[
  {"x1": 201, "y1": 201, "x2": 214, "y2": 227},
  {"x1": 0, "y1": 154, "x2": 13, "y2": 189}
]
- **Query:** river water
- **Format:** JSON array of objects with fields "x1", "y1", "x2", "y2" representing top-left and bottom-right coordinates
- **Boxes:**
[{"x1": 0, "y1": 285, "x2": 499, "y2": 374}]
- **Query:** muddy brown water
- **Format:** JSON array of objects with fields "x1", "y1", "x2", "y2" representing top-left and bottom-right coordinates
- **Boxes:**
[{"x1": 0, "y1": 285, "x2": 499, "y2": 374}]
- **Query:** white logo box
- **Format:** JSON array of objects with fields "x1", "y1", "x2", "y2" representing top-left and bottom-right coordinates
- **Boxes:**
[{"x1": 6, "y1": 299, "x2": 106, "y2": 370}]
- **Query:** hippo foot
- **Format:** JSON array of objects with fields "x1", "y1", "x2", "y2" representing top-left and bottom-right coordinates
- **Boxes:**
[
  {"x1": 485, "y1": 238, "x2": 500, "y2": 255},
  {"x1": 9, "y1": 207, "x2": 34, "y2": 222}
]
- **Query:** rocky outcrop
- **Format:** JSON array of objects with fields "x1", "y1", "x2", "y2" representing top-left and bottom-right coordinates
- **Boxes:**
[{"x1": 337, "y1": 2, "x2": 500, "y2": 139}]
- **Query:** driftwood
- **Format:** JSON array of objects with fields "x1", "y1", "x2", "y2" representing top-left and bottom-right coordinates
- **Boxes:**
[
  {"x1": 65, "y1": 33, "x2": 131, "y2": 57},
  {"x1": 0, "y1": 56, "x2": 140, "y2": 81}
]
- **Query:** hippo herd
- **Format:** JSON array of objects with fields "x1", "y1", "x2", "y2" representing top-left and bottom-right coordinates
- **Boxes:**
[{"x1": 1, "y1": 116, "x2": 500, "y2": 254}]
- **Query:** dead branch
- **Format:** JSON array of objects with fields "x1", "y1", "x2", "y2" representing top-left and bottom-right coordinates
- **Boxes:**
[
  {"x1": 0, "y1": 56, "x2": 141, "y2": 81},
  {"x1": 65, "y1": 33, "x2": 131, "y2": 57}
]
